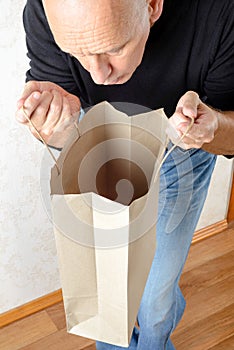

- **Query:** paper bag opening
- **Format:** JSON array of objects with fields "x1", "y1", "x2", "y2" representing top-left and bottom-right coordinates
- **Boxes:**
[{"x1": 55, "y1": 123, "x2": 158, "y2": 206}]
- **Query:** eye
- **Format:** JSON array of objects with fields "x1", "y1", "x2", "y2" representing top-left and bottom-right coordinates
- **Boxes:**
[
  {"x1": 107, "y1": 39, "x2": 131, "y2": 56},
  {"x1": 107, "y1": 46, "x2": 125, "y2": 56}
]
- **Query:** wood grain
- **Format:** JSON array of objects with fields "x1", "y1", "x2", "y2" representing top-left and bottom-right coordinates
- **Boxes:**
[
  {"x1": 0, "y1": 221, "x2": 229, "y2": 329},
  {"x1": 0, "y1": 227, "x2": 233, "y2": 350},
  {"x1": 0, "y1": 290, "x2": 63, "y2": 328},
  {"x1": 176, "y1": 275, "x2": 234, "y2": 332},
  {"x1": 46, "y1": 303, "x2": 66, "y2": 331},
  {"x1": 19, "y1": 329, "x2": 95, "y2": 350},
  {"x1": 0, "y1": 311, "x2": 57, "y2": 350},
  {"x1": 183, "y1": 224, "x2": 234, "y2": 273},
  {"x1": 180, "y1": 250, "x2": 234, "y2": 298},
  {"x1": 208, "y1": 335, "x2": 234, "y2": 350},
  {"x1": 172, "y1": 304, "x2": 234, "y2": 350},
  {"x1": 192, "y1": 219, "x2": 227, "y2": 244}
]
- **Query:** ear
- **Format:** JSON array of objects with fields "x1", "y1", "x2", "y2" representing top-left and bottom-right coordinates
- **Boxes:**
[{"x1": 147, "y1": 0, "x2": 164, "y2": 26}]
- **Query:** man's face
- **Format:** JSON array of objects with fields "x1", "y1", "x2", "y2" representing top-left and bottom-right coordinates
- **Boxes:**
[{"x1": 43, "y1": 0, "x2": 151, "y2": 85}]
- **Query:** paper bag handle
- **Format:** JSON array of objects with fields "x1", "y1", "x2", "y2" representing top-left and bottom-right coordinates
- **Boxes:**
[
  {"x1": 152, "y1": 115, "x2": 194, "y2": 183},
  {"x1": 21, "y1": 105, "x2": 193, "y2": 180},
  {"x1": 21, "y1": 105, "x2": 81, "y2": 175}
]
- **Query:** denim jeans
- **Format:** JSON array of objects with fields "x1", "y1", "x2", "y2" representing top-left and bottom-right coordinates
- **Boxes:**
[{"x1": 96, "y1": 144, "x2": 217, "y2": 350}]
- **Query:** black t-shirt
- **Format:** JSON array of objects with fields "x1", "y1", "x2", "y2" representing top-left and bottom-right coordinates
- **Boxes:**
[{"x1": 23, "y1": 0, "x2": 234, "y2": 118}]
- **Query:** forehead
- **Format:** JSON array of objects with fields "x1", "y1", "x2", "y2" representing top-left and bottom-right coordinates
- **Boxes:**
[{"x1": 44, "y1": 0, "x2": 135, "y2": 53}]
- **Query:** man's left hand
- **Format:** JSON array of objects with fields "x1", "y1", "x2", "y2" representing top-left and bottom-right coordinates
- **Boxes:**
[{"x1": 167, "y1": 91, "x2": 219, "y2": 149}]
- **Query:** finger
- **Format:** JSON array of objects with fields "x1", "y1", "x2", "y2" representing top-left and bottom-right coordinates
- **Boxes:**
[
  {"x1": 171, "y1": 110, "x2": 193, "y2": 126},
  {"x1": 16, "y1": 91, "x2": 41, "y2": 123},
  {"x1": 177, "y1": 118, "x2": 214, "y2": 147},
  {"x1": 67, "y1": 94, "x2": 81, "y2": 117},
  {"x1": 168, "y1": 125, "x2": 203, "y2": 149},
  {"x1": 54, "y1": 96, "x2": 75, "y2": 133},
  {"x1": 177, "y1": 91, "x2": 200, "y2": 119},
  {"x1": 17, "y1": 98, "x2": 25, "y2": 110},
  {"x1": 179, "y1": 120, "x2": 215, "y2": 143},
  {"x1": 22, "y1": 81, "x2": 40, "y2": 99},
  {"x1": 16, "y1": 81, "x2": 40, "y2": 108},
  {"x1": 167, "y1": 119, "x2": 202, "y2": 149},
  {"x1": 178, "y1": 123, "x2": 205, "y2": 145},
  {"x1": 42, "y1": 90, "x2": 63, "y2": 135},
  {"x1": 45, "y1": 96, "x2": 75, "y2": 146},
  {"x1": 30, "y1": 91, "x2": 53, "y2": 129},
  {"x1": 176, "y1": 122, "x2": 201, "y2": 144},
  {"x1": 178, "y1": 134, "x2": 204, "y2": 149}
]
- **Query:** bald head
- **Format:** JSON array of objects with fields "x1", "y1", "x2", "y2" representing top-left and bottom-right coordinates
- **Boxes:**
[
  {"x1": 43, "y1": 0, "x2": 146, "y2": 52},
  {"x1": 43, "y1": 0, "x2": 164, "y2": 84}
]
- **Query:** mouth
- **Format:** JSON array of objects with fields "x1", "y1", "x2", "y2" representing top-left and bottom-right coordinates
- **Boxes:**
[
  {"x1": 104, "y1": 77, "x2": 121, "y2": 85},
  {"x1": 104, "y1": 75, "x2": 130, "y2": 85}
]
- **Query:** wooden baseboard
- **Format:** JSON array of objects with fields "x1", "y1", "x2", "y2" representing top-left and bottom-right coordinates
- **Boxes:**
[
  {"x1": 227, "y1": 175, "x2": 234, "y2": 223},
  {"x1": 192, "y1": 219, "x2": 228, "y2": 244},
  {"x1": 0, "y1": 290, "x2": 63, "y2": 329},
  {"x1": 0, "y1": 219, "x2": 228, "y2": 329}
]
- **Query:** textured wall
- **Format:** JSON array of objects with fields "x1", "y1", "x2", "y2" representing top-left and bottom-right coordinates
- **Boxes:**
[
  {"x1": 0, "y1": 0, "x2": 233, "y2": 314},
  {"x1": 0, "y1": 1, "x2": 61, "y2": 314}
]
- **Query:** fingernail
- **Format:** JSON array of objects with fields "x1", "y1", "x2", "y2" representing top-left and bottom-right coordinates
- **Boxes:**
[{"x1": 33, "y1": 92, "x2": 41, "y2": 100}]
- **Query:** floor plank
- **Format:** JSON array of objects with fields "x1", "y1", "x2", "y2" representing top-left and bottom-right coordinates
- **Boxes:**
[
  {"x1": 208, "y1": 335, "x2": 234, "y2": 350},
  {"x1": 0, "y1": 311, "x2": 57, "y2": 350},
  {"x1": 19, "y1": 329, "x2": 95, "y2": 350},
  {"x1": 46, "y1": 303, "x2": 66, "y2": 331},
  {"x1": 172, "y1": 304, "x2": 234, "y2": 350},
  {"x1": 180, "y1": 250, "x2": 234, "y2": 298},
  {"x1": 183, "y1": 226, "x2": 234, "y2": 273},
  {"x1": 1, "y1": 227, "x2": 234, "y2": 350},
  {"x1": 172, "y1": 227, "x2": 234, "y2": 349},
  {"x1": 176, "y1": 274, "x2": 234, "y2": 332}
]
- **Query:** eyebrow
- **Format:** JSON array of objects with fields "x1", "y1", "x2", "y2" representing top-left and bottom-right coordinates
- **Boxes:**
[
  {"x1": 69, "y1": 40, "x2": 129, "y2": 57},
  {"x1": 107, "y1": 43, "x2": 126, "y2": 53}
]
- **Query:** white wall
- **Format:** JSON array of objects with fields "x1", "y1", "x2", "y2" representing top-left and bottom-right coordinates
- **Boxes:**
[
  {"x1": 0, "y1": 0, "x2": 233, "y2": 314},
  {"x1": 197, "y1": 157, "x2": 233, "y2": 230},
  {"x1": 0, "y1": 1, "x2": 60, "y2": 314}
]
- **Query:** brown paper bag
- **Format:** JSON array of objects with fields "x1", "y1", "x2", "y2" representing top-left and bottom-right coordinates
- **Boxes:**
[{"x1": 50, "y1": 102, "x2": 168, "y2": 347}]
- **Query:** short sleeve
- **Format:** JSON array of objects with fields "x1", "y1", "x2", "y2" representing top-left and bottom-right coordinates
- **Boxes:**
[
  {"x1": 23, "y1": 0, "x2": 80, "y2": 96},
  {"x1": 203, "y1": 1, "x2": 234, "y2": 111}
]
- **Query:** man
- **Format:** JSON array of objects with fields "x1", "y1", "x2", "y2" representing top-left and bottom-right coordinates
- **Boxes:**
[{"x1": 16, "y1": 0, "x2": 234, "y2": 349}]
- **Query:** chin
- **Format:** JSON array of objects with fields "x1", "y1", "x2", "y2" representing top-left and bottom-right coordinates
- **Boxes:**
[{"x1": 110, "y1": 73, "x2": 133, "y2": 85}]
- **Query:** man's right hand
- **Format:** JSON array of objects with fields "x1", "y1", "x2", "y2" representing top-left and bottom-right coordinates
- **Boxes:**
[{"x1": 16, "y1": 81, "x2": 81, "y2": 148}]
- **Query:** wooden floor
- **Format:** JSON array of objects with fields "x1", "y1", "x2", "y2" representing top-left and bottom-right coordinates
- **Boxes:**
[{"x1": 1, "y1": 225, "x2": 234, "y2": 350}]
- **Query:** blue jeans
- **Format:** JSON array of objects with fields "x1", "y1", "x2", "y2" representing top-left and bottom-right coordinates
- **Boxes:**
[{"x1": 96, "y1": 144, "x2": 217, "y2": 350}]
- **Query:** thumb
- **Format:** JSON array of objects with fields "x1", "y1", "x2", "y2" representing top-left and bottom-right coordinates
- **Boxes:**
[
  {"x1": 22, "y1": 81, "x2": 40, "y2": 99},
  {"x1": 16, "y1": 81, "x2": 39, "y2": 109},
  {"x1": 177, "y1": 91, "x2": 200, "y2": 119},
  {"x1": 16, "y1": 82, "x2": 41, "y2": 123}
]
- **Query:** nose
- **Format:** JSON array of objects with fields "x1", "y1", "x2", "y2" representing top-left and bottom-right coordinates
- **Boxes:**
[{"x1": 88, "y1": 55, "x2": 112, "y2": 85}]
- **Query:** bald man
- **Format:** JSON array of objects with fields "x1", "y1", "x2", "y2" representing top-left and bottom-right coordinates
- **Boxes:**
[{"x1": 16, "y1": 0, "x2": 234, "y2": 349}]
